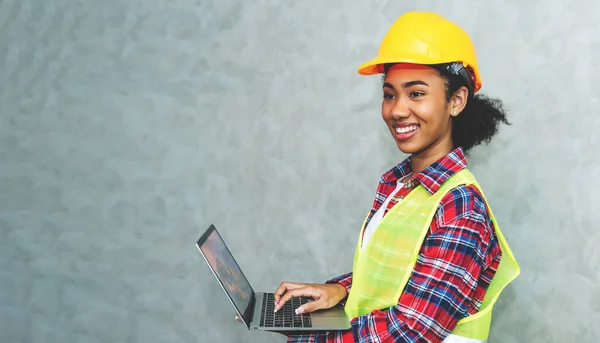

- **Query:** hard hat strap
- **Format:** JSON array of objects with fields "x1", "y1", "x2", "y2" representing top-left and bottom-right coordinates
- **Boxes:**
[{"x1": 431, "y1": 62, "x2": 475, "y2": 97}]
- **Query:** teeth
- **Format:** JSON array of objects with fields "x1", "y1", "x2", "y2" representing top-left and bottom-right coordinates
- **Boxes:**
[{"x1": 396, "y1": 125, "x2": 418, "y2": 134}]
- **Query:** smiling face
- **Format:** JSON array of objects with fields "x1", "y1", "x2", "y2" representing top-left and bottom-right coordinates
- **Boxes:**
[{"x1": 382, "y1": 63, "x2": 467, "y2": 158}]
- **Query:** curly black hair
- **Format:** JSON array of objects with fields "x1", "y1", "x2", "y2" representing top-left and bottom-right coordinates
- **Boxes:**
[{"x1": 383, "y1": 63, "x2": 510, "y2": 154}]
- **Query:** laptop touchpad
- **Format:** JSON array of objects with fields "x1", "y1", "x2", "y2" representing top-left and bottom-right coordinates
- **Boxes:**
[{"x1": 310, "y1": 305, "x2": 347, "y2": 318}]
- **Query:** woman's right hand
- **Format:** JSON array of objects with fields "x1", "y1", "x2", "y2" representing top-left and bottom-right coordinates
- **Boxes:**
[{"x1": 273, "y1": 281, "x2": 348, "y2": 314}]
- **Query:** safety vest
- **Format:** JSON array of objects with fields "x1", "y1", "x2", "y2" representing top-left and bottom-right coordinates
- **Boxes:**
[{"x1": 344, "y1": 169, "x2": 520, "y2": 342}]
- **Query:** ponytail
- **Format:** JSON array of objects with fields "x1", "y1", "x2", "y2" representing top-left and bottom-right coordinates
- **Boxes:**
[
  {"x1": 434, "y1": 63, "x2": 510, "y2": 154},
  {"x1": 451, "y1": 94, "x2": 509, "y2": 154}
]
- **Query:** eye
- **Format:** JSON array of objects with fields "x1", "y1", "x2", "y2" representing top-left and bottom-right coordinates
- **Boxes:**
[
  {"x1": 383, "y1": 93, "x2": 395, "y2": 100},
  {"x1": 409, "y1": 91, "x2": 425, "y2": 99}
]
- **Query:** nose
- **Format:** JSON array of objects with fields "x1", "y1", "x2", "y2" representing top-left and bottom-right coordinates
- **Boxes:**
[{"x1": 391, "y1": 97, "x2": 410, "y2": 119}]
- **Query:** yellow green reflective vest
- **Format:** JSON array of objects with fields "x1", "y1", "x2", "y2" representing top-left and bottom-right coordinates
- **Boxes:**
[{"x1": 344, "y1": 169, "x2": 520, "y2": 342}]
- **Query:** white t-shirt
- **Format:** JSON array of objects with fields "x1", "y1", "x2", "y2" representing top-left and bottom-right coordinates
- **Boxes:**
[{"x1": 361, "y1": 179, "x2": 405, "y2": 252}]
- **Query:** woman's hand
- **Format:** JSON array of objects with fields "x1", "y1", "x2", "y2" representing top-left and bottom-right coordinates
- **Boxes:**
[
  {"x1": 273, "y1": 282, "x2": 348, "y2": 314},
  {"x1": 233, "y1": 282, "x2": 347, "y2": 335}
]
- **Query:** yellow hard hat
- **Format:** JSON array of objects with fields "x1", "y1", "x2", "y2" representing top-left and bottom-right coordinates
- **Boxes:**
[{"x1": 358, "y1": 11, "x2": 482, "y2": 93}]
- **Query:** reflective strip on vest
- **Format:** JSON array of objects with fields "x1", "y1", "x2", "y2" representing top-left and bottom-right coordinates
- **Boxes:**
[{"x1": 344, "y1": 169, "x2": 520, "y2": 341}]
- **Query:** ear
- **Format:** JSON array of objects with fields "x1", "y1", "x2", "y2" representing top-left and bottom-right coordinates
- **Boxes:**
[{"x1": 449, "y1": 86, "x2": 469, "y2": 117}]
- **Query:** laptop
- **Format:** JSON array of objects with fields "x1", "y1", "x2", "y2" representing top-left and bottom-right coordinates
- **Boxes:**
[{"x1": 196, "y1": 224, "x2": 351, "y2": 332}]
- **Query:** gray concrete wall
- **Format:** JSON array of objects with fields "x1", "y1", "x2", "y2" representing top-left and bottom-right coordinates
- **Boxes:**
[{"x1": 1, "y1": 0, "x2": 599, "y2": 342}]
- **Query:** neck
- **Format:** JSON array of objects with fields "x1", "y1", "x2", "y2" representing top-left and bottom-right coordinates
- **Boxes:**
[{"x1": 410, "y1": 141, "x2": 453, "y2": 175}]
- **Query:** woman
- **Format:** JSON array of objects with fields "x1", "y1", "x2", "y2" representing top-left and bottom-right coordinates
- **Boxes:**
[{"x1": 272, "y1": 11, "x2": 520, "y2": 343}]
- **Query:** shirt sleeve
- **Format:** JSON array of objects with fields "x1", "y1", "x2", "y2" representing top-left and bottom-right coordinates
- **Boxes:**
[
  {"x1": 326, "y1": 272, "x2": 353, "y2": 294},
  {"x1": 288, "y1": 185, "x2": 496, "y2": 343}
]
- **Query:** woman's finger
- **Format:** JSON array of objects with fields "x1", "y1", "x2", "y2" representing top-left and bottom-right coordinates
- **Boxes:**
[
  {"x1": 273, "y1": 282, "x2": 304, "y2": 304},
  {"x1": 295, "y1": 299, "x2": 324, "y2": 314},
  {"x1": 275, "y1": 286, "x2": 320, "y2": 312}
]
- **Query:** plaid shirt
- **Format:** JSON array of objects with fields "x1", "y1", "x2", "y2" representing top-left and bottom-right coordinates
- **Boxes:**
[{"x1": 288, "y1": 147, "x2": 502, "y2": 343}]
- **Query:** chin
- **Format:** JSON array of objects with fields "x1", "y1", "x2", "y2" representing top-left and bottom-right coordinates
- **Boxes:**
[{"x1": 394, "y1": 140, "x2": 423, "y2": 155}]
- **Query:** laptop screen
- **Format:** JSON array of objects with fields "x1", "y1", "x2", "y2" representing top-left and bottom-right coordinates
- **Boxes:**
[{"x1": 198, "y1": 226, "x2": 254, "y2": 322}]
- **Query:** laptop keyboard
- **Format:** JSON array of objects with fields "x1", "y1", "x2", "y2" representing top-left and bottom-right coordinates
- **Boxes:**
[{"x1": 260, "y1": 293, "x2": 312, "y2": 328}]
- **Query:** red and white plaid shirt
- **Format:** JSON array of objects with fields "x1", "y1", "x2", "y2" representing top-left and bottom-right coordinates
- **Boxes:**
[{"x1": 288, "y1": 147, "x2": 502, "y2": 343}]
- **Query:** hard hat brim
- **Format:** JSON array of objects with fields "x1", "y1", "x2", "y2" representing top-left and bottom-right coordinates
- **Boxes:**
[
  {"x1": 357, "y1": 55, "x2": 482, "y2": 92},
  {"x1": 357, "y1": 53, "x2": 443, "y2": 75}
]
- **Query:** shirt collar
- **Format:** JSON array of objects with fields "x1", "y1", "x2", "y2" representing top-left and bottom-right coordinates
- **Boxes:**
[{"x1": 380, "y1": 147, "x2": 468, "y2": 195}]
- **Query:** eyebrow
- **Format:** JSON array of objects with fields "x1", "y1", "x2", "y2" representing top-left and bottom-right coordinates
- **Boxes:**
[{"x1": 383, "y1": 80, "x2": 430, "y2": 90}]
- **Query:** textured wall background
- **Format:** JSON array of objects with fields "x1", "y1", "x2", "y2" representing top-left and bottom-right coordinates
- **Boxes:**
[{"x1": 1, "y1": 0, "x2": 599, "y2": 342}]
